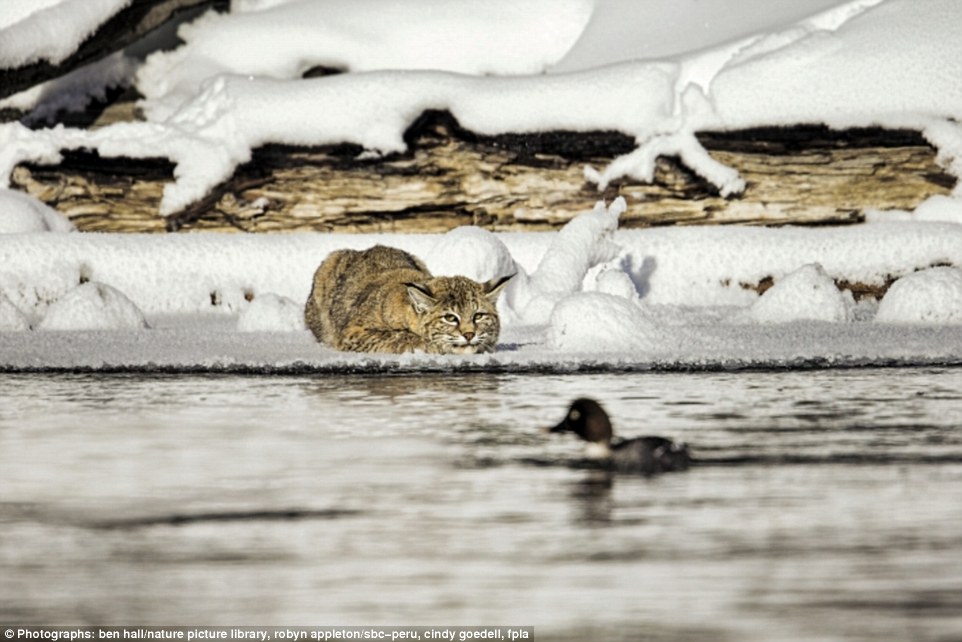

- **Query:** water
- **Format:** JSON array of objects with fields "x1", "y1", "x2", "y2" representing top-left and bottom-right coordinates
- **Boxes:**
[{"x1": 2, "y1": 368, "x2": 961, "y2": 641}]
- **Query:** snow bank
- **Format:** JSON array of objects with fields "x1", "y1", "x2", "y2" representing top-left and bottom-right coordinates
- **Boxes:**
[
  {"x1": 749, "y1": 264, "x2": 853, "y2": 323},
  {"x1": 236, "y1": 293, "x2": 305, "y2": 333},
  {"x1": 0, "y1": 0, "x2": 128, "y2": 67},
  {"x1": 0, "y1": 189, "x2": 75, "y2": 233},
  {"x1": 875, "y1": 267, "x2": 962, "y2": 324},
  {"x1": 706, "y1": 0, "x2": 962, "y2": 130},
  {"x1": 1, "y1": 197, "x2": 962, "y2": 369},
  {"x1": 617, "y1": 222, "x2": 962, "y2": 307},
  {"x1": 1, "y1": 198, "x2": 960, "y2": 325},
  {"x1": 38, "y1": 281, "x2": 148, "y2": 331},
  {"x1": 551, "y1": 0, "x2": 850, "y2": 71}
]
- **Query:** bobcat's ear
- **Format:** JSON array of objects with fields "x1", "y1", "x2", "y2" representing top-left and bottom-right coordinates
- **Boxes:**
[
  {"x1": 483, "y1": 273, "x2": 515, "y2": 303},
  {"x1": 405, "y1": 282, "x2": 437, "y2": 313}
]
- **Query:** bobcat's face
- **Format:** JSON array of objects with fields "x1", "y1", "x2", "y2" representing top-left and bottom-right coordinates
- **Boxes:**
[
  {"x1": 406, "y1": 274, "x2": 513, "y2": 355},
  {"x1": 428, "y1": 304, "x2": 500, "y2": 354}
]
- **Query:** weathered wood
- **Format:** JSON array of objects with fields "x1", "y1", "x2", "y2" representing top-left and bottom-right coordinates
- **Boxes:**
[
  {"x1": 0, "y1": 0, "x2": 227, "y2": 101},
  {"x1": 11, "y1": 111, "x2": 955, "y2": 233}
]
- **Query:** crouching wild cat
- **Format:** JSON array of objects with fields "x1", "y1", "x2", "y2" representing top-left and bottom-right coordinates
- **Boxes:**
[{"x1": 305, "y1": 245, "x2": 513, "y2": 354}]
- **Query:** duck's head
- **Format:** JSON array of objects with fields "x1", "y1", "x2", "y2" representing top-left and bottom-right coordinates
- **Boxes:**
[{"x1": 547, "y1": 398, "x2": 614, "y2": 449}]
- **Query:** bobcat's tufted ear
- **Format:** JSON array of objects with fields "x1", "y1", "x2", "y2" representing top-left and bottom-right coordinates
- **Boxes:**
[
  {"x1": 483, "y1": 273, "x2": 515, "y2": 303},
  {"x1": 405, "y1": 282, "x2": 437, "y2": 313}
]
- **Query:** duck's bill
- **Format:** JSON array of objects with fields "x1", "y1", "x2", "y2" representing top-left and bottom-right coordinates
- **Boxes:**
[{"x1": 545, "y1": 421, "x2": 568, "y2": 434}]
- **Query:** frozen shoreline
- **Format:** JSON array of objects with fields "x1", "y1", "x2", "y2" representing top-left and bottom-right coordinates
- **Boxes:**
[
  {"x1": 2, "y1": 198, "x2": 962, "y2": 372},
  {"x1": 3, "y1": 322, "x2": 962, "y2": 374}
]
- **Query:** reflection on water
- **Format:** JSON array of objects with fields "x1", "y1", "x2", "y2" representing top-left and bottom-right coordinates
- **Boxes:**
[{"x1": 1, "y1": 368, "x2": 962, "y2": 640}]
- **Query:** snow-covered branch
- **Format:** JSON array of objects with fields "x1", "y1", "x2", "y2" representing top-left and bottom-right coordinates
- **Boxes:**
[{"x1": 0, "y1": 0, "x2": 225, "y2": 100}]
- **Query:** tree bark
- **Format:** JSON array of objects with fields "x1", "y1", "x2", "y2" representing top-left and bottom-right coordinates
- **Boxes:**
[
  {"x1": 0, "y1": 0, "x2": 227, "y2": 101},
  {"x1": 10, "y1": 111, "x2": 955, "y2": 233}
]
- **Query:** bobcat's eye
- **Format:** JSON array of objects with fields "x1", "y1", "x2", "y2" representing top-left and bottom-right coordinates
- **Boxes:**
[
  {"x1": 443, "y1": 313, "x2": 459, "y2": 325},
  {"x1": 473, "y1": 312, "x2": 488, "y2": 322}
]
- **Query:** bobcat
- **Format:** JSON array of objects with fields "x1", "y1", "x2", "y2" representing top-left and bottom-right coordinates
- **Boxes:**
[{"x1": 305, "y1": 245, "x2": 513, "y2": 355}]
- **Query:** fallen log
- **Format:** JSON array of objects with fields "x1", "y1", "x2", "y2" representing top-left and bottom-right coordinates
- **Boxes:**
[
  {"x1": 0, "y1": 0, "x2": 226, "y2": 101},
  {"x1": 11, "y1": 110, "x2": 955, "y2": 233}
]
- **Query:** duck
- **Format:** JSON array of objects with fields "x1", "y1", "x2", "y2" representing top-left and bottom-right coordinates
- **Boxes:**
[{"x1": 546, "y1": 398, "x2": 691, "y2": 475}]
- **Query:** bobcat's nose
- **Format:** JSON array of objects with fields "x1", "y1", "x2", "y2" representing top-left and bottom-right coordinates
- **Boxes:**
[{"x1": 462, "y1": 332, "x2": 475, "y2": 343}]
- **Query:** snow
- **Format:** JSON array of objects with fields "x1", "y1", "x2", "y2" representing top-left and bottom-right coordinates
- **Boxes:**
[
  {"x1": 617, "y1": 222, "x2": 962, "y2": 308},
  {"x1": 704, "y1": 0, "x2": 962, "y2": 130},
  {"x1": 37, "y1": 281, "x2": 148, "y2": 331},
  {"x1": 236, "y1": 293, "x2": 306, "y2": 333},
  {"x1": 0, "y1": 1, "x2": 64, "y2": 31},
  {"x1": 510, "y1": 198, "x2": 624, "y2": 325},
  {"x1": 875, "y1": 267, "x2": 962, "y2": 324},
  {"x1": 424, "y1": 226, "x2": 518, "y2": 284},
  {"x1": 136, "y1": 0, "x2": 592, "y2": 114},
  {"x1": 550, "y1": 0, "x2": 852, "y2": 71},
  {"x1": 0, "y1": 291, "x2": 31, "y2": 331},
  {"x1": 546, "y1": 292, "x2": 665, "y2": 353},
  {"x1": 0, "y1": 52, "x2": 137, "y2": 125},
  {"x1": 748, "y1": 264, "x2": 854, "y2": 324},
  {"x1": 584, "y1": 130, "x2": 746, "y2": 196},
  {"x1": 0, "y1": 0, "x2": 128, "y2": 67},
  {"x1": 866, "y1": 195, "x2": 962, "y2": 224},
  {"x1": 0, "y1": 189, "x2": 76, "y2": 233}
]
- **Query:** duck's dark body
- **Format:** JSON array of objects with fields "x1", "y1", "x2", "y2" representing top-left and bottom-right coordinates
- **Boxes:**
[
  {"x1": 548, "y1": 398, "x2": 691, "y2": 475},
  {"x1": 608, "y1": 436, "x2": 691, "y2": 474}
]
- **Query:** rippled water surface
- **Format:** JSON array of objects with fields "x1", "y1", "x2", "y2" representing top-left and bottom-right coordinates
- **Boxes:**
[{"x1": 2, "y1": 368, "x2": 962, "y2": 641}]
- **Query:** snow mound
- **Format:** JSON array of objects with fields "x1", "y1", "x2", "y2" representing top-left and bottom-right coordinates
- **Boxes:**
[
  {"x1": 911, "y1": 195, "x2": 962, "y2": 223},
  {"x1": 749, "y1": 263, "x2": 853, "y2": 323},
  {"x1": 0, "y1": 189, "x2": 75, "y2": 233},
  {"x1": 0, "y1": 291, "x2": 31, "y2": 331},
  {"x1": 506, "y1": 198, "x2": 625, "y2": 325},
  {"x1": 866, "y1": 195, "x2": 962, "y2": 224},
  {"x1": 38, "y1": 281, "x2": 149, "y2": 331},
  {"x1": 875, "y1": 266, "x2": 962, "y2": 324},
  {"x1": 424, "y1": 226, "x2": 518, "y2": 282},
  {"x1": 546, "y1": 292, "x2": 663, "y2": 353},
  {"x1": 589, "y1": 267, "x2": 640, "y2": 300},
  {"x1": 236, "y1": 293, "x2": 306, "y2": 332},
  {"x1": 533, "y1": 195, "x2": 625, "y2": 279}
]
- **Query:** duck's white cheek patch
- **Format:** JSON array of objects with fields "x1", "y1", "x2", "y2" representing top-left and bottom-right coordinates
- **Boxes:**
[{"x1": 585, "y1": 442, "x2": 611, "y2": 459}]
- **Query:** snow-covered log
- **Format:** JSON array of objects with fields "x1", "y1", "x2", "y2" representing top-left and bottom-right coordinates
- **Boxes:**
[
  {"x1": 0, "y1": 0, "x2": 225, "y2": 101},
  {"x1": 9, "y1": 114, "x2": 954, "y2": 233}
]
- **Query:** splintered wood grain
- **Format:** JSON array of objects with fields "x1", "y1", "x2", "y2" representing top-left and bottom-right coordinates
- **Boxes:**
[{"x1": 11, "y1": 120, "x2": 955, "y2": 233}]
